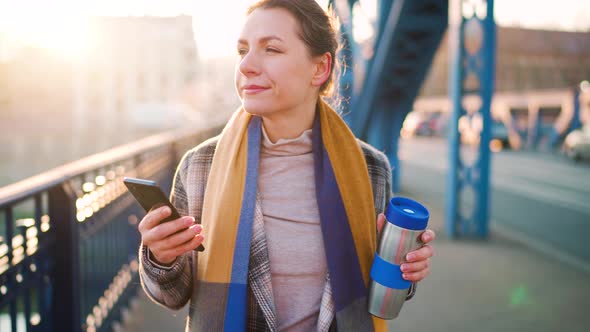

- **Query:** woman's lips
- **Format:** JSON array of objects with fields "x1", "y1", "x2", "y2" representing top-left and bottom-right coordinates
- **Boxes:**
[{"x1": 243, "y1": 85, "x2": 269, "y2": 94}]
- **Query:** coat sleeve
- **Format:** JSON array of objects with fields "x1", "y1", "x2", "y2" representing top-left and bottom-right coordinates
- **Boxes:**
[{"x1": 138, "y1": 148, "x2": 197, "y2": 310}]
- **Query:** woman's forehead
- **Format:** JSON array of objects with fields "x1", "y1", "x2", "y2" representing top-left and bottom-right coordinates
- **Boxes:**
[{"x1": 239, "y1": 8, "x2": 300, "y2": 43}]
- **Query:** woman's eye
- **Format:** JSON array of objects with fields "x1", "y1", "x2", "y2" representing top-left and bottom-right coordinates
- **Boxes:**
[
  {"x1": 237, "y1": 49, "x2": 248, "y2": 56},
  {"x1": 266, "y1": 48, "x2": 280, "y2": 53}
]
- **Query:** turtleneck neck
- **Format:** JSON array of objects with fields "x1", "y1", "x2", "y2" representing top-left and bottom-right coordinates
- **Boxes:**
[{"x1": 261, "y1": 124, "x2": 313, "y2": 157}]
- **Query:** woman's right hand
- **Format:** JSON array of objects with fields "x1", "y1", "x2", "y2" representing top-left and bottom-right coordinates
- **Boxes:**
[{"x1": 138, "y1": 206, "x2": 204, "y2": 266}]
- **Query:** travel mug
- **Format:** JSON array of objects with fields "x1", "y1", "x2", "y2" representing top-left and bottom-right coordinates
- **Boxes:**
[{"x1": 368, "y1": 197, "x2": 429, "y2": 319}]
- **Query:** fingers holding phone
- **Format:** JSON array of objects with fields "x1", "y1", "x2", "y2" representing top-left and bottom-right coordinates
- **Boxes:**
[
  {"x1": 123, "y1": 177, "x2": 205, "y2": 256},
  {"x1": 139, "y1": 206, "x2": 204, "y2": 265}
]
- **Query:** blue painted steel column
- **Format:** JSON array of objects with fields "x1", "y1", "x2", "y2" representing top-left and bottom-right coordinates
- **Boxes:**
[
  {"x1": 365, "y1": 103, "x2": 403, "y2": 193},
  {"x1": 551, "y1": 86, "x2": 582, "y2": 147},
  {"x1": 527, "y1": 106, "x2": 540, "y2": 150},
  {"x1": 377, "y1": 0, "x2": 394, "y2": 40},
  {"x1": 446, "y1": 0, "x2": 496, "y2": 238},
  {"x1": 373, "y1": 0, "x2": 400, "y2": 193},
  {"x1": 571, "y1": 88, "x2": 582, "y2": 132}
]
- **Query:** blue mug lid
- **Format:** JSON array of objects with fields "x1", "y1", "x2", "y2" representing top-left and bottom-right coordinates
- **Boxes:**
[{"x1": 385, "y1": 197, "x2": 429, "y2": 231}]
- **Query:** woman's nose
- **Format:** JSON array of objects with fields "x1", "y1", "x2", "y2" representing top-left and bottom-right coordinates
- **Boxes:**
[{"x1": 238, "y1": 51, "x2": 260, "y2": 76}]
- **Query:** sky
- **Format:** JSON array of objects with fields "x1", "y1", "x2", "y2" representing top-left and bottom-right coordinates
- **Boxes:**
[{"x1": 0, "y1": 0, "x2": 588, "y2": 60}]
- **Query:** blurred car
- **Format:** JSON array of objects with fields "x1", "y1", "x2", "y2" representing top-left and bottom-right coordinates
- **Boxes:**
[
  {"x1": 401, "y1": 111, "x2": 448, "y2": 138},
  {"x1": 400, "y1": 111, "x2": 423, "y2": 138},
  {"x1": 421, "y1": 112, "x2": 449, "y2": 137},
  {"x1": 491, "y1": 120, "x2": 509, "y2": 145},
  {"x1": 563, "y1": 125, "x2": 590, "y2": 162}
]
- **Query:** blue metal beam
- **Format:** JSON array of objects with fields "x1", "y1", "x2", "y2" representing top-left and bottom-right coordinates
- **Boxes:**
[
  {"x1": 446, "y1": 0, "x2": 496, "y2": 239},
  {"x1": 571, "y1": 88, "x2": 582, "y2": 131},
  {"x1": 351, "y1": 0, "x2": 448, "y2": 135},
  {"x1": 331, "y1": 0, "x2": 447, "y2": 192},
  {"x1": 350, "y1": 0, "x2": 447, "y2": 192}
]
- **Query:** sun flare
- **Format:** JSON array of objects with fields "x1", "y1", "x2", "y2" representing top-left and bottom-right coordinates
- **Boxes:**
[{"x1": 0, "y1": 10, "x2": 93, "y2": 60}]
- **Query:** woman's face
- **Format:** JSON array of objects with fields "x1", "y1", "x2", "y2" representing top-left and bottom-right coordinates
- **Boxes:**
[{"x1": 235, "y1": 8, "x2": 319, "y2": 117}]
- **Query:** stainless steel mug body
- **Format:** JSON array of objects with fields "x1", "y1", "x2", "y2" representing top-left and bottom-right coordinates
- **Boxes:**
[
  {"x1": 368, "y1": 223, "x2": 424, "y2": 319},
  {"x1": 368, "y1": 197, "x2": 429, "y2": 320}
]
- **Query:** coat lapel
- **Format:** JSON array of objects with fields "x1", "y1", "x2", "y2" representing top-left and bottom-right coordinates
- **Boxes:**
[
  {"x1": 318, "y1": 273, "x2": 336, "y2": 332},
  {"x1": 248, "y1": 194, "x2": 277, "y2": 331},
  {"x1": 247, "y1": 195, "x2": 337, "y2": 331}
]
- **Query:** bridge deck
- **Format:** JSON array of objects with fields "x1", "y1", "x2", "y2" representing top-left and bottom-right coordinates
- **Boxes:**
[{"x1": 120, "y1": 150, "x2": 590, "y2": 331}]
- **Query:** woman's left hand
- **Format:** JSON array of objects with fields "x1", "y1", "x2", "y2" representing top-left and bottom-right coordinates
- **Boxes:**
[{"x1": 377, "y1": 213, "x2": 435, "y2": 282}]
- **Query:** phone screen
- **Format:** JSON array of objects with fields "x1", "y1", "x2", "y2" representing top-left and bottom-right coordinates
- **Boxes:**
[
  {"x1": 123, "y1": 177, "x2": 204, "y2": 251},
  {"x1": 123, "y1": 177, "x2": 180, "y2": 222}
]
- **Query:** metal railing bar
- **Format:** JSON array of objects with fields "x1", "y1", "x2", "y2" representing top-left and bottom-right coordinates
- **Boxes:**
[
  {"x1": 1, "y1": 121, "x2": 225, "y2": 332},
  {"x1": 32, "y1": 193, "x2": 47, "y2": 327},
  {"x1": 78, "y1": 195, "x2": 135, "y2": 241},
  {"x1": 16, "y1": 222, "x2": 32, "y2": 332},
  {"x1": 6, "y1": 207, "x2": 17, "y2": 332},
  {"x1": 0, "y1": 125, "x2": 223, "y2": 207}
]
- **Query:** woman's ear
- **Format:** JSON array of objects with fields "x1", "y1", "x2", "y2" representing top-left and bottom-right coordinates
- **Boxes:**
[{"x1": 311, "y1": 52, "x2": 332, "y2": 88}]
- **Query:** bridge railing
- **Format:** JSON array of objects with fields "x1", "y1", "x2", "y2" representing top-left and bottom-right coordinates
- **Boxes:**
[{"x1": 0, "y1": 123, "x2": 223, "y2": 332}]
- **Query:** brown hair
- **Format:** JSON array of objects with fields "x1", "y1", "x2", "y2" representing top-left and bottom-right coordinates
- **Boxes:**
[{"x1": 247, "y1": 0, "x2": 340, "y2": 97}]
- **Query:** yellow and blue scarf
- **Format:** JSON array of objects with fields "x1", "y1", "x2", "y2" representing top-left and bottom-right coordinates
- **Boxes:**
[{"x1": 196, "y1": 99, "x2": 387, "y2": 331}]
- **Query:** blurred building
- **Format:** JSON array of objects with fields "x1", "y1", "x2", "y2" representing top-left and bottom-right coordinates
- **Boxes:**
[
  {"x1": 0, "y1": 15, "x2": 200, "y2": 186},
  {"x1": 0, "y1": 39, "x2": 77, "y2": 185},
  {"x1": 73, "y1": 15, "x2": 199, "y2": 139},
  {"x1": 412, "y1": 27, "x2": 590, "y2": 150},
  {"x1": 420, "y1": 26, "x2": 590, "y2": 96}
]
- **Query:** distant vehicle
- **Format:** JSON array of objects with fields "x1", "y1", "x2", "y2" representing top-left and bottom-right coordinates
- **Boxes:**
[
  {"x1": 457, "y1": 114, "x2": 512, "y2": 151},
  {"x1": 401, "y1": 111, "x2": 424, "y2": 138},
  {"x1": 401, "y1": 111, "x2": 448, "y2": 138},
  {"x1": 415, "y1": 115, "x2": 435, "y2": 136},
  {"x1": 423, "y1": 112, "x2": 449, "y2": 137},
  {"x1": 490, "y1": 120, "x2": 510, "y2": 150},
  {"x1": 563, "y1": 126, "x2": 590, "y2": 162}
]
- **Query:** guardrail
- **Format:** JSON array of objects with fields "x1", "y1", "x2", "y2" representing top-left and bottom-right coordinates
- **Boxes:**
[{"x1": 0, "y1": 124, "x2": 222, "y2": 332}]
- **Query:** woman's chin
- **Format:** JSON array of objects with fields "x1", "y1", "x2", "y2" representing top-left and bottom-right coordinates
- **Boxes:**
[{"x1": 241, "y1": 100, "x2": 272, "y2": 116}]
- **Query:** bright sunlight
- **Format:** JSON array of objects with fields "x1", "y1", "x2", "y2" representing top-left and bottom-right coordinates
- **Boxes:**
[
  {"x1": 0, "y1": 4, "x2": 93, "y2": 60},
  {"x1": 0, "y1": 0, "x2": 588, "y2": 61}
]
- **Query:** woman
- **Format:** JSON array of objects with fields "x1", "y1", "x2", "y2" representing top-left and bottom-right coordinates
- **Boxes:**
[{"x1": 138, "y1": 1, "x2": 435, "y2": 331}]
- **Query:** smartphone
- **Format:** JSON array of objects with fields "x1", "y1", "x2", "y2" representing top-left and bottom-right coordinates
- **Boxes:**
[{"x1": 123, "y1": 177, "x2": 204, "y2": 252}]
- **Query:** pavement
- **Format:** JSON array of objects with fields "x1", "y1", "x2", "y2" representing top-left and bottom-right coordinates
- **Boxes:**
[
  {"x1": 119, "y1": 141, "x2": 590, "y2": 332},
  {"x1": 399, "y1": 137, "x2": 590, "y2": 268},
  {"x1": 383, "y1": 181, "x2": 590, "y2": 332}
]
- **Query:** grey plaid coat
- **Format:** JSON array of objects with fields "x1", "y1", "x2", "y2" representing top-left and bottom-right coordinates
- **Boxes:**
[{"x1": 139, "y1": 135, "x2": 414, "y2": 331}]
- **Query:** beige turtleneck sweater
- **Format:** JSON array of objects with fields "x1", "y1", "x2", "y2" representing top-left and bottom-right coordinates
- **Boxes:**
[{"x1": 259, "y1": 125, "x2": 328, "y2": 332}]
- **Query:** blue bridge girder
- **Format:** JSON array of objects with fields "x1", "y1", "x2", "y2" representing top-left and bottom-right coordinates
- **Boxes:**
[
  {"x1": 332, "y1": 0, "x2": 448, "y2": 193},
  {"x1": 446, "y1": 0, "x2": 496, "y2": 239}
]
